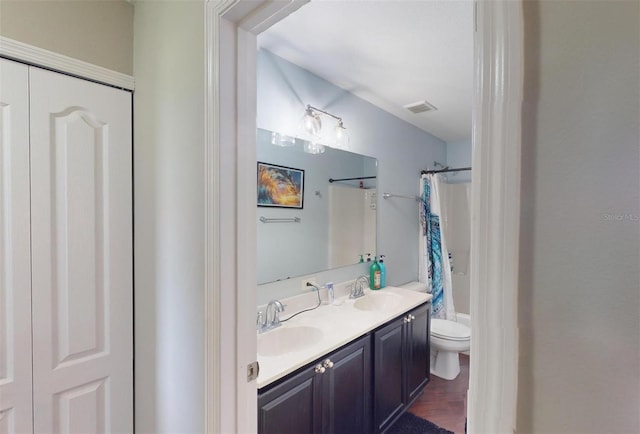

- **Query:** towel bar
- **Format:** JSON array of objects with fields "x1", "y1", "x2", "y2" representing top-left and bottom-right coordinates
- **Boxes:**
[{"x1": 259, "y1": 216, "x2": 301, "y2": 223}]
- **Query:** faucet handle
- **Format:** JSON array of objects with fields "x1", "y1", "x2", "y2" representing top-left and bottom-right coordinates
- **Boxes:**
[{"x1": 256, "y1": 311, "x2": 264, "y2": 328}]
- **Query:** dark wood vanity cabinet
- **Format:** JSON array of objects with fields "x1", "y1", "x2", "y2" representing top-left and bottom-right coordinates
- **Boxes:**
[
  {"x1": 323, "y1": 336, "x2": 372, "y2": 433},
  {"x1": 405, "y1": 302, "x2": 431, "y2": 402},
  {"x1": 258, "y1": 335, "x2": 371, "y2": 434},
  {"x1": 258, "y1": 301, "x2": 430, "y2": 434},
  {"x1": 373, "y1": 303, "x2": 431, "y2": 433},
  {"x1": 258, "y1": 365, "x2": 323, "y2": 434},
  {"x1": 372, "y1": 315, "x2": 405, "y2": 432}
]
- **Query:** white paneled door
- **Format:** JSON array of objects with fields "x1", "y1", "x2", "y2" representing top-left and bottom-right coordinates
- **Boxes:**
[
  {"x1": 0, "y1": 58, "x2": 34, "y2": 434},
  {"x1": 0, "y1": 57, "x2": 133, "y2": 434},
  {"x1": 29, "y1": 68, "x2": 133, "y2": 434}
]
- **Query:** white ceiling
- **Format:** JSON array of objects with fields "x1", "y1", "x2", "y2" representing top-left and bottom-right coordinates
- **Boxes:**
[{"x1": 258, "y1": 0, "x2": 474, "y2": 144}]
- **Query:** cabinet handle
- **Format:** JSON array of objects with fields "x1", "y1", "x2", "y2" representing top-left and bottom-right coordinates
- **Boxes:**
[
  {"x1": 410, "y1": 314, "x2": 416, "y2": 320},
  {"x1": 314, "y1": 364, "x2": 326, "y2": 374},
  {"x1": 322, "y1": 359, "x2": 334, "y2": 369},
  {"x1": 403, "y1": 317, "x2": 410, "y2": 323}
]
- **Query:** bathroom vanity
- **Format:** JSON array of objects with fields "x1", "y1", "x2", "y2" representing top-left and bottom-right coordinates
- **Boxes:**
[
  {"x1": 257, "y1": 286, "x2": 432, "y2": 434},
  {"x1": 258, "y1": 334, "x2": 372, "y2": 434},
  {"x1": 373, "y1": 302, "x2": 430, "y2": 433}
]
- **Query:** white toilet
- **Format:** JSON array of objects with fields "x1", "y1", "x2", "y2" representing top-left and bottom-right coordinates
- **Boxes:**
[
  {"x1": 399, "y1": 281, "x2": 471, "y2": 381},
  {"x1": 430, "y1": 317, "x2": 470, "y2": 380}
]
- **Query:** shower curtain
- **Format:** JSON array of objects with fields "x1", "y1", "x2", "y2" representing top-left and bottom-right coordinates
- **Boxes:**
[{"x1": 419, "y1": 174, "x2": 455, "y2": 320}]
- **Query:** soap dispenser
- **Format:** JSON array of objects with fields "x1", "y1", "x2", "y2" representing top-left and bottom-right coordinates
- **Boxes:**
[
  {"x1": 378, "y1": 255, "x2": 387, "y2": 289},
  {"x1": 370, "y1": 256, "x2": 382, "y2": 290}
]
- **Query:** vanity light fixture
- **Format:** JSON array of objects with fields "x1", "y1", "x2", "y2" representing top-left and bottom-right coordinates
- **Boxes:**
[{"x1": 299, "y1": 105, "x2": 350, "y2": 152}]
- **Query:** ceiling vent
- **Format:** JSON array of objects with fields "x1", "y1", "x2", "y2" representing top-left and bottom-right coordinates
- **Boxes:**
[{"x1": 403, "y1": 100, "x2": 437, "y2": 114}]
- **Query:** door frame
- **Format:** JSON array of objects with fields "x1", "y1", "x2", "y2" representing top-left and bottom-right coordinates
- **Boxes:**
[
  {"x1": 467, "y1": 2, "x2": 523, "y2": 433},
  {"x1": 205, "y1": 1, "x2": 523, "y2": 433}
]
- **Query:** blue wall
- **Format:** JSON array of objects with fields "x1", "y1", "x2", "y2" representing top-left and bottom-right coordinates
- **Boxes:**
[
  {"x1": 257, "y1": 49, "x2": 446, "y2": 303},
  {"x1": 446, "y1": 139, "x2": 472, "y2": 183}
]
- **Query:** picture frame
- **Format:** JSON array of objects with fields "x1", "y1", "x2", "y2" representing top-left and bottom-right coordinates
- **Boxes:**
[{"x1": 257, "y1": 162, "x2": 305, "y2": 209}]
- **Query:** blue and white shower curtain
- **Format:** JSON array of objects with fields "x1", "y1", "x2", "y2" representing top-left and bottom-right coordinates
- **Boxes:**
[{"x1": 419, "y1": 174, "x2": 455, "y2": 320}]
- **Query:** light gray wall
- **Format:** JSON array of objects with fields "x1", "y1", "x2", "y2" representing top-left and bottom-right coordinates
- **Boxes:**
[
  {"x1": 518, "y1": 1, "x2": 640, "y2": 433},
  {"x1": 133, "y1": 2, "x2": 205, "y2": 433},
  {"x1": 257, "y1": 49, "x2": 446, "y2": 301},
  {"x1": 0, "y1": 0, "x2": 134, "y2": 75}
]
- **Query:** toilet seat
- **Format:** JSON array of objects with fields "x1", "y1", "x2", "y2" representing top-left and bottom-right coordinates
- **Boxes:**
[{"x1": 431, "y1": 319, "x2": 471, "y2": 341}]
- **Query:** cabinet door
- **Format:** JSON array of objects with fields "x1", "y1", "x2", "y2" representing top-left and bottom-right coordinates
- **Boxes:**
[
  {"x1": 373, "y1": 318, "x2": 405, "y2": 433},
  {"x1": 323, "y1": 335, "x2": 371, "y2": 434},
  {"x1": 258, "y1": 367, "x2": 323, "y2": 434},
  {"x1": 406, "y1": 303, "x2": 431, "y2": 403},
  {"x1": 29, "y1": 68, "x2": 133, "y2": 434},
  {"x1": 0, "y1": 58, "x2": 34, "y2": 434}
]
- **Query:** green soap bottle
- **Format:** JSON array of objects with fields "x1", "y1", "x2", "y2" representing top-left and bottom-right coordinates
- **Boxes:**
[{"x1": 370, "y1": 256, "x2": 382, "y2": 290}]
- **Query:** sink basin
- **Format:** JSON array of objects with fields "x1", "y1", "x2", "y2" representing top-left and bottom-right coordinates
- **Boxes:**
[
  {"x1": 258, "y1": 326, "x2": 324, "y2": 357},
  {"x1": 353, "y1": 291, "x2": 403, "y2": 312}
]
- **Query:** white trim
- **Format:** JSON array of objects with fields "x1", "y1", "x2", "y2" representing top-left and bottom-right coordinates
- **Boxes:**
[
  {"x1": 0, "y1": 36, "x2": 134, "y2": 90},
  {"x1": 235, "y1": 25, "x2": 259, "y2": 434},
  {"x1": 467, "y1": 1, "x2": 522, "y2": 433},
  {"x1": 206, "y1": 2, "x2": 311, "y2": 432},
  {"x1": 205, "y1": 2, "x2": 236, "y2": 433}
]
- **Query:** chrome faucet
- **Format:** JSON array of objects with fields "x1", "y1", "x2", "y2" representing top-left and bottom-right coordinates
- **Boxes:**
[
  {"x1": 259, "y1": 299, "x2": 285, "y2": 333},
  {"x1": 350, "y1": 275, "x2": 368, "y2": 299}
]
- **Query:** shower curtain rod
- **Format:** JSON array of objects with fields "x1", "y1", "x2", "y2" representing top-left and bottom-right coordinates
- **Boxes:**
[
  {"x1": 422, "y1": 166, "x2": 472, "y2": 175},
  {"x1": 328, "y1": 176, "x2": 377, "y2": 183}
]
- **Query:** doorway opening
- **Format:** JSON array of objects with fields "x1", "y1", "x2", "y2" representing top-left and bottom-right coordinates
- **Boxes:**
[{"x1": 206, "y1": 2, "x2": 523, "y2": 433}]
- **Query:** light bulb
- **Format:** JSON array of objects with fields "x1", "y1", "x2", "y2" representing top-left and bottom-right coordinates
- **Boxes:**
[
  {"x1": 300, "y1": 107, "x2": 321, "y2": 138},
  {"x1": 270, "y1": 132, "x2": 296, "y2": 147},
  {"x1": 304, "y1": 141, "x2": 325, "y2": 154},
  {"x1": 334, "y1": 121, "x2": 350, "y2": 150}
]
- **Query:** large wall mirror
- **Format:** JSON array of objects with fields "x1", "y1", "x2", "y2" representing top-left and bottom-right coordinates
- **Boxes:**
[{"x1": 257, "y1": 128, "x2": 377, "y2": 285}]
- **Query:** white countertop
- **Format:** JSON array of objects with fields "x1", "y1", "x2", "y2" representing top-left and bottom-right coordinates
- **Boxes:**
[{"x1": 257, "y1": 286, "x2": 432, "y2": 389}]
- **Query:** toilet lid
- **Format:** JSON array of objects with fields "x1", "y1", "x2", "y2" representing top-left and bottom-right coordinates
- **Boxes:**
[{"x1": 431, "y1": 319, "x2": 471, "y2": 341}]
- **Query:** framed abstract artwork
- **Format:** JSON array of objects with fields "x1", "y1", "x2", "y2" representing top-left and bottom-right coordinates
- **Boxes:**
[{"x1": 257, "y1": 162, "x2": 305, "y2": 209}]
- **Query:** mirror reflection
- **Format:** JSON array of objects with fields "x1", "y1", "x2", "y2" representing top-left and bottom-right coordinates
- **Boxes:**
[{"x1": 257, "y1": 128, "x2": 377, "y2": 284}]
